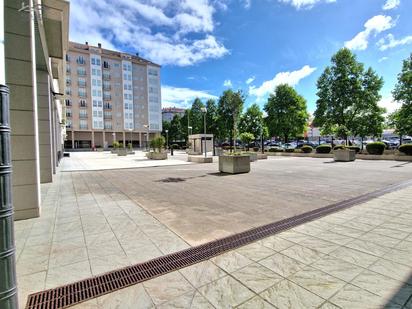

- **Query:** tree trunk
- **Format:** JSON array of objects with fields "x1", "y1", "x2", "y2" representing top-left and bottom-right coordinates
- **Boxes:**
[{"x1": 284, "y1": 134, "x2": 288, "y2": 144}]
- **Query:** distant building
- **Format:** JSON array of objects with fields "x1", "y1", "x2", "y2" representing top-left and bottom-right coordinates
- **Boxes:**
[
  {"x1": 65, "y1": 41, "x2": 162, "y2": 149},
  {"x1": 162, "y1": 107, "x2": 186, "y2": 122}
]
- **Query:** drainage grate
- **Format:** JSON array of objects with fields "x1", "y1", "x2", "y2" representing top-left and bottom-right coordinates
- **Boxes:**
[{"x1": 25, "y1": 180, "x2": 412, "y2": 309}]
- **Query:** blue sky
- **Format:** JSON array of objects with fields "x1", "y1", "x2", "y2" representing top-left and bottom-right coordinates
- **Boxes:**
[{"x1": 70, "y1": 0, "x2": 412, "y2": 114}]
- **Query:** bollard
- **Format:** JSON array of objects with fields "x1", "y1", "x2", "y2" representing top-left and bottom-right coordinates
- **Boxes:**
[{"x1": 0, "y1": 85, "x2": 18, "y2": 309}]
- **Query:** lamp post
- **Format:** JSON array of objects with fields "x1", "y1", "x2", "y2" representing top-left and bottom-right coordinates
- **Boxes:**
[
  {"x1": 128, "y1": 128, "x2": 132, "y2": 149},
  {"x1": 143, "y1": 124, "x2": 149, "y2": 151},
  {"x1": 165, "y1": 129, "x2": 169, "y2": 151},
  {"x1": 201, "y1": 107, "x2": 207, "y2": 157}
]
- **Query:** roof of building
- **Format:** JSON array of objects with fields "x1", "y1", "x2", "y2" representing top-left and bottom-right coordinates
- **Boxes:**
[
  {"x1": 162, "y1": 107, "x2": 186, "y2": 113},
  {"x1": 68, "y1": 41, "x2": 161, "y2": 67}
]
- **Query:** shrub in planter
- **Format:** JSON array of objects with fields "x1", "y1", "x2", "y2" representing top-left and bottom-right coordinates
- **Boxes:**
[
  {"x1": 348, "y1": 146, "x2": 361, "y2": 153},
  {"x1": 366, "y1": 142, "x2": 385, "y2": 155},
  {"x1": 316, "y1": 144, "x2": 332, "y2": 154},
  {"x1": 150, "y1": 136, "x2": 165, "y2": 152},
  {"x1": 269, "y1": 147, "x2": 283, "y2": 152},
  {"x1": 398, "y1": 144, "x2": 412, "y2": 155},
  {"x1": 171, "y1": 144, "x2": 180, "y2": 149},
  {"x1": 333, "y1": 145, "x2": 346, "y2": 151},
  {"x1": 301, "y1": 145, "x2": 313, "y2": 153},
  {"x1": 285, "y1": 148, "x2": 295, "y2": 153}
]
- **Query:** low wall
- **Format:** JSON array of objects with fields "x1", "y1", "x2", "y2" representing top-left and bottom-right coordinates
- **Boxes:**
[{"x1": 266, "y1": 152, "x2": 412, "y2": 161}]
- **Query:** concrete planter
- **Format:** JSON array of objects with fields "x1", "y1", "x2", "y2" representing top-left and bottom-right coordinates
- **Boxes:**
[
  {"x1": 147, "y1": 152, "x2": 168, "y2": 160},
  {"x1": 219, "y1": 155, "x2": 250, "y2": 174},
  {"x1": 257, "y1": 153, "x2": 268, "y2": 160},
  {"x1": 96, "y1": 148, "x2": 104, "y2": 152},
  {"x1": 117, "y1": 148, "x2": 128, "y2": 156},
  {"x1": 395, "y1": 154, "x2": 412, "y2": 161},
  {"x1": 244, "y1": 152, "x2": 257, "y2": 162},
  {"x1": 111, "y1": 149, "x2": 118, "y2": 154},
  {"x1": 334, "y1": 149, "x2": 355, "y2": 162},
  {"x1": 188, "y1": 156, "x2": 213, "y2": 163},
  {"x1": 127, "y1": 151, "x2": 135, "y2": 155}
]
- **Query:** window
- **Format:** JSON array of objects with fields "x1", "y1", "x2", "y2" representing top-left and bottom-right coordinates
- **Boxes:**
[
  {"x1": 104, "y1": 102, "x2": 112, "y2": 109},
  {"x1": 77, "y1": 56, "x2": 85, "y2": 65},
  {"x1": 79, "y1": 110, "x2": 88, "y2": 118},
  {"x1": 104, "y1": 121, "x2": 112, "y2": 129},
  {"x1": 148, "y1": 68, "x2": 158, "y2": 76},
  {"x1": 65, "y1": 87, "x2": 71, "y2": 95},
  {"x1": 104, "y1": 111, "x2": 112, "y2": 119},
  {"x1": 66, "y1": 54, "x2": 70, "y2": 62},
  {"x1": 79, "y1": 99, "x2": 87, "y2": 107},
  {"x1": 103, "y1": 61, "x2": 110, "y2": 69},
  {"x1": 78, "y1": 88, "x2": 87, "y2": 98},
  {"x1": 78, "y1": 77, "x2": 86, "y2": 87},
  {"x1": 80, "y1": 119, "x2": 88, "y2": 129},
  {"x1": 77, "y1": 67, "x2": 86, "y2": 76},
  {"x1": 66, "y1": 119, "x2": 72, "y2": 128},
  {"x1": 65, "y1": 99, "x2": 72, "y2": 106},
  {"x1": 114, "y1": 63, "x2": 120, "y2": 68},
  {"x1": 66, "y1": 109, "x2": 72, "y2": 117}
]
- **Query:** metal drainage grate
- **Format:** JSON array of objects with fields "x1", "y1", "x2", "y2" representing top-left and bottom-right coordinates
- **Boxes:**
[{"x1": 25, "y1": 179, "x2": 412, "y2": 309}]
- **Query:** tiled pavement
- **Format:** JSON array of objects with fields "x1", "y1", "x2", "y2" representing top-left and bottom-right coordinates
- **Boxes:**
[
  {"x1": 15, "y1": 172, "x2": 190, "y2": 307},
  {"x1": 17, "y1": 177, "x2": 412, "y2": 308},
  {"x1": 66, "y1": 185, "x2": 412, "y2": 309}
]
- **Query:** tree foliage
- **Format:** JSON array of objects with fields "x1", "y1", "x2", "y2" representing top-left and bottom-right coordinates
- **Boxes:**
[
  {"x1": 313, "y1": 48, "x2": 384, "y2": 140},
  {"x1": 239, "y1": 132, "x2": 255, "y2": 150},
  {"x1": 217, "y1": 90, "x2": 244, "y2": 146},
  {"x1": 190, "y1": 98, "x2": 206, "y2": 134},
  {"x1": 264, "y1": 84, "x2": 309, "y2": 142},
  {"x1": 205, "y1": 99, "x2": 219, "y2": 138},
  {"x1": 239, "y1": 103, "x2": 264, "y2": 139},
  {"x1": 390, "y1": 53, "x2": 412, "y2": 136}
]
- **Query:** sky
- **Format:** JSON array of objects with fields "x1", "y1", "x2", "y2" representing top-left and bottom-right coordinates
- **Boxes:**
[{"x1": 69, "y1": 0, "x2": 412, "y2": 115}]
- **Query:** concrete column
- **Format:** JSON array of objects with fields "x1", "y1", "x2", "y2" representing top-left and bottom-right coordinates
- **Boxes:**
[
  {"x1": 50, "y1": 99, "x2": 57, "y2": 172},
  {"x1": 37, "y1": 70, "x2": 53, "y2": 183},
  {"x1": 102, "y1": 131, "x2": 106, "y2": 149},
  {"x1": 5, "y1": 0, "x2": 41, "y2": 219},
  {"x1": 91, "y1": 131, "x2": 95, "y2": 148},
  {"x1": 122, "y1": 131, "x2": 126, "y2": 146},
  {"x1": 139, "y1": 132, "x2": 142, "y2": 148},
  {"x1": 71, "y1": 130, "x2": 74, "y2": 149}
]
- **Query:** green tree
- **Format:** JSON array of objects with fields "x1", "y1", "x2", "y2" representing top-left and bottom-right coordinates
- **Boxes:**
[
  {"x1": 169, "y1": 114, "x2": 184, "y2": 142},
  {"x1": 239, "y1": 103, "x2": 264, "y2": 141},
  {"x1": 239, "y1": 132, "x2": 255, "y2": 150},
  {"x1": 390, "y1": 53, "x2": 412, "y2": 136},
  {"x1": 180, "y1": 109, "x2": 191, "y2": 143},
  {"x1": 190, "y1": 98, "x2": 206, "y2": 134},
  {"x1": 217, "y1": 90, "x2": 245, "y2": 150},
  {"x1": 205, "y1": 99, "x2": 219, "y2": 139},
  {"x1": 264, "y1": 84, "x2": 309, "y2": 143},
  {"x1": 314, "y1": 48, "x2": 384, "y2": 142}
]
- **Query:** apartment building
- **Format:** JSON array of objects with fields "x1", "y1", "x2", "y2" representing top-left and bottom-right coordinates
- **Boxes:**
[
  {"x1": 65, "y1": 42, "x2": 162, "y2": 149},
  {"x1": 162, "y1": 107, "x2": 186, "y2": 122}
]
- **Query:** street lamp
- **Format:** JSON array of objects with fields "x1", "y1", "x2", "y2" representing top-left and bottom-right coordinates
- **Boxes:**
[
  {"x1": 201, "y1": 107, "x2": 207, "y2": 158},
  {"x1": 143, "y1": 124, "x2": 149, "y2": 151},
  {"x1": 165, "y1": 129, "x2": 169, "y2": 151}
]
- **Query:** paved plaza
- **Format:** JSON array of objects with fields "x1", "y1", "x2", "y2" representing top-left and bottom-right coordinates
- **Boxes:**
[{"x1": 14, "y1": 153, "x2": 412, "y2": 308}]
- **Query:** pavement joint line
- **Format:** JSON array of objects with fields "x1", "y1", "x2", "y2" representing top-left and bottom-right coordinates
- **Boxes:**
[{"x1": 24, "y1": 178, "x2": 412, "y2": 309}]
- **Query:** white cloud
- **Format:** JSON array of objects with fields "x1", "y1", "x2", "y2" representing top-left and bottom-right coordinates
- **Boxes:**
[
  {"x1": 249, "y1": 65, "x2": 316, "y2": 100},
  {"x1": 69, "y1": 0, "x2": 229, "y2": 66},
  {"x1": 278, "y1": 0, "x2": 336, "y2": 10},
  {"x1": 377, "y1": 33, "x2": 412, "y2": 51},
  {"x1": 344, "y1": 15, "x2": 395, "y2": 51},
  {"x1": 378, "y1": 56, "x2": 389, "y2": 62},
  {"x1": 243, "y1": 0, "x2": 252, "y2": 9},
  {"x1": 378, "y1": 96, "x2": 401, "y2": 115},
  {"x1": 382, "y1": 0, "x2": 400, "y2": 10},
  {"x1": 246, "y1": 76, "x2": 255, "y2": 84},
  {"x1": 161, "y1": 85, "x2": 218, "y2": 108},
  {"x1": 223, "y1": 79, "x2": 233, "y2": 87}
]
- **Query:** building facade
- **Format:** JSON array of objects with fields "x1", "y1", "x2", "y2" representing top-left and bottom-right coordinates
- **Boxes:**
[
  {"x1": 65, "y1": 42, "x2": 162, "y2": 149},
  {"x1": 162, "y1": 107, "x2": 186, "y2": 122},
  {"x1": 3, "y1": 0, "x2": 68, "y2": 221}
]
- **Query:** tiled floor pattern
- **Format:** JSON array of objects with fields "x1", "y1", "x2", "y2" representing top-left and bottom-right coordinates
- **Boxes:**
[
  {"x1": 15, "y1": 172, "x2": 190, "y2": 308},
  {"x1": 65, "y1": 186, "x2": 412, "y2": 309}
]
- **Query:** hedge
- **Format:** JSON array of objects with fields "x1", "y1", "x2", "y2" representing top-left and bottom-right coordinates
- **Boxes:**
[
  {"x1": 301, "y1": 145, "x2": 313, "y2": 153},
  {"x1": 348, "y1": 146, "x2": 361, "y2": 153},
  {"x1": 366, "y1": 142, "x2": 385, "y2": 155},
  {"x1": 316, "y1": 144, "x2": 332, "y2": 154},
  {"x1": 285, "y1": 148, "x2": 295, "y2": 153},
  {"x1": 333, "y1": 145, "x2": 346, "y2": 151},
  {"x1": 399, "y1": 144, "x2": 412, "y2": 156},
  {"x1": 268, "y1": 147, "x2": 284, "y2": 152}
]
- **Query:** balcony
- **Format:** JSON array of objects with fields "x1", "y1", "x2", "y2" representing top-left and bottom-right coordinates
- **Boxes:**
[
  {"x1": 103, "y1": 63, "x2": 110, "y2": 70},
  {"x1": 78, "y1": 81, "x2": 87, "y2": 87},
  {"x1": 104, "y1": 114, "x2": 112, "y2": 119},
  {"x1": 79, "y1": 114, "x2": 88, "y2": 119},
  {"x1": 103, "y1": 95, "x2": 111, "y2": 101},
  {"x1": 104, "y1": 124, "x2": 112, "y2": 129},
  {"x1": 102, "y1": 74, "x2": 111, "y2": 80},
  {"x1": 104, "y1": 104, "x2": 112, "y2": 110},
  {"x1": 79, "y1": 103, "x2": 87, "y2": 108},
  {"x1": 76, "y1": 59, "x2": 86, "y2": 65},
  {"x1": 103, "y1": 85, "x2": 111, "y2": 91}
]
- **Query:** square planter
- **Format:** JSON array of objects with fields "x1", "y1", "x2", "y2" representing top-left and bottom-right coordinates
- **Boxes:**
[
  {"x1": 110, "y1": 149, "x2": 117, "y2": 154},
  {"x1": 244, "y1": 152, "x2": 258, "y2": 162},
  {"x1": 257, "y1": 153, "x2": 268, "y2": 160},
  {"x1": 334, "y1": 149, "x2": 355, "y2": 162},
  {"x1": 117, "y1": 148, "x2": 128, "y2": 156},
  {"x1": 219, "y1": 155, "x2": 250, "y2": 174},
  {"x1": 188, "y1": 156, "x2": 213, "y2": 163},
  {"x1": 147, "y1": 152, "x2": 168, "y2": 160}
]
